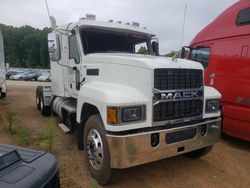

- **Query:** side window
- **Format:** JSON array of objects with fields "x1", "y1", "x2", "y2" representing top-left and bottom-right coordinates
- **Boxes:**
[
  {"x1": 135, "y1": 42, "x2": 148, "y2": 54},
  {"x1": 189, "y1": 47, "x2": 210, "y2": 69},
  {"x1": 236, "y1": 7, "x2": 250, "y2": 26},
  {"x1": 69, "y1": 34, "x2": 80, "y2": 64}
]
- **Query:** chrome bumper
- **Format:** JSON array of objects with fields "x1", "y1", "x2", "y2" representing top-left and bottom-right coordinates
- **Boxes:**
[{"x1": 107, "y1": 118, "x2": 221, "y2": 169}]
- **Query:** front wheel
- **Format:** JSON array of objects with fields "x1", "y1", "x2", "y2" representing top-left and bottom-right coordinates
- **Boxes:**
[
  {"x1": 1, "y1": 92, "x2": 6, "y2": 98},
  {"x1": 184, "y1": 145, "x2": 213, "y2": 158},
  {"x1": 84, "y1": 114, "x2": 117, "y2": 186}
]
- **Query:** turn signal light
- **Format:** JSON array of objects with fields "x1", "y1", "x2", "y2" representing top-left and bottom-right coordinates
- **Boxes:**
[{"x1": 107, "y1": 107, "x2": 118, "y2": 125}]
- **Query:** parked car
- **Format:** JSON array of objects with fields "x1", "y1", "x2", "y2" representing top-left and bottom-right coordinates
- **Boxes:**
[
  {"x1": 6, "y1": 70, "x2": 18, "y2": 80},
  {"x1": 0, "y1": 144, "x2": 60, "y2": 188},
  {"x1": 33, "y1": 72, "x2": 43, "y2": 81},
  {"x1": 181, "y1": 1, "x2": 250, "y2": 141},
  {"x1": 37, "y1": 73, "x2": 51, "y2": 82},
  {"x1": 23, "y1": 72, "x2": 40, "y2": 81},
  {"x1": 9, "y1": 72, "x2": 27, "y2": 80}
]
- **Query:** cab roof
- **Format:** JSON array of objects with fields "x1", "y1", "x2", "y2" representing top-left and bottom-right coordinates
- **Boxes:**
[
  {"x1": 190, "y1": 0, "x2": 250, "y2": 45},
  {"x1": 56, "y1": 18, "x2": 155, "y2": 37}
]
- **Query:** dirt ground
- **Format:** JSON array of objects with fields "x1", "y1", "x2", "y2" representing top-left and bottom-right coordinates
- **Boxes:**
[{"x1": 0, "y1": 81, "x2": 250, "y2": 188}]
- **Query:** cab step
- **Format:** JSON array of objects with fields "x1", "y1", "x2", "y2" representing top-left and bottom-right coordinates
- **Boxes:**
[{"x1": 58, "y1": 123, "x2": 70, "y2": 133}]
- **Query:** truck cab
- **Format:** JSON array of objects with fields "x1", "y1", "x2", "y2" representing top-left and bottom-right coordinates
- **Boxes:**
[
  {"x1": 182, "y1": 1, "x2": 250, "y2": 141},
  {"x1": 36, "y1": 15, "x2": 222, "y2": 185},
  {"x1": 0, "y1": 30, "x2": 7, "y2": 98}
]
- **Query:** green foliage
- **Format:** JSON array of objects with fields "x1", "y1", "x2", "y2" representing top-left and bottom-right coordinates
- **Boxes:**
[
  {"x1": 6, "y1": 112, "x2": 15, "y2": 134},
  {"x1": 90, "y1": 178, "x2": 98, "y2": 188},
  {"x1": 43, "y1": 117, "x2": 56, "y2": 152},
  {"x1": 137, "y1": 46, "x2": 148, "y2": 54},
  {"x1": 0, "y1": 24, "x2": 51, "y2": 68},
  {"x1": 18, "y1": 127, "x2": 31, "y2": 145},
  {"x1": 164, "y1": 51, "x2": 179, "y2": 57}
]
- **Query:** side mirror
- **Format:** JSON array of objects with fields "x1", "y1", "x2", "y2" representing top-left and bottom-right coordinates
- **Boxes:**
[
  {"x1": 152, "y1": 41, "x2": 159, "y2": 56},
  {"x1": 48, "y1": 32, "x2": 61, "y2": 62},
  {"x1": 179, "y1": 46, "x2": 191, "y2": 59}
]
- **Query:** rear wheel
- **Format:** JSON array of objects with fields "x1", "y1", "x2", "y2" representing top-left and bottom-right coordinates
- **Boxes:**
[
  {"x1": 84, "y1": 114, "x2": 117, "y2": 185},
  {"x1": 184, "y1": 145, "x2": 213, "y2": 158},
  {"x1": 40, "y1": 91, "x2": 51, "y2": 116},
  {"x1": 36, "y1": 86, "x2": 42, "y2": 110}
]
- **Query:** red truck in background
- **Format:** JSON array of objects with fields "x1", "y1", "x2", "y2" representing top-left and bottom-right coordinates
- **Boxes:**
[{"x1": 182, "y1": 0, "x2": 250, "y2": 141}]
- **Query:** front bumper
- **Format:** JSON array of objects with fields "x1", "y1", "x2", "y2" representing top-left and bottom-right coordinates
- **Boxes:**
[{"x1": 107, "y1": 118, "x2": 221, "y2": 169}]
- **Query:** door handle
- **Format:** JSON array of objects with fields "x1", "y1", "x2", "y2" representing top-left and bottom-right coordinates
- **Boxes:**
[{"x1": 72, "y1": 66, "x2": 77, "y2": 71}]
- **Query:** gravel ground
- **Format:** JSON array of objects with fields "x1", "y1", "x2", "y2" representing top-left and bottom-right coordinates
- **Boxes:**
[{"x1": 0, "y1": 80, "x2": 249, "y2": 188}]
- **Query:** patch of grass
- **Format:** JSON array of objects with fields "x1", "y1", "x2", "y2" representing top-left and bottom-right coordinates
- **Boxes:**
[
  {"x1": 6, "y1": 112, "x2": 16, "y2": 134},
  {"x1": 18, "y1": 127, "x2": 31, "y2": 145},
  {"x1": 0, "y1": 99, "x2": 9, "y2": 105},
  {"x1": 43, "y1": 117, "x2": 56, "y2": 152},
  {"x1": 90, "y1": 178, "x2": 98, "y2": 188},
  {"x1": 0, "y1": 114, "x2": 3, "y2": 125}
]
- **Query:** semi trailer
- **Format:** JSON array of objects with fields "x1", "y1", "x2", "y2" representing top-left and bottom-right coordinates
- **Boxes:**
[
  {"x1": 36, "y1": 15, "x2": 222, "y2": 185},
  {"x1": 181, "y1": 1, "x2": 250, "y2": 141},
  {"x1": 0, "y1": 30, "x2": 7, "y2": 98}
]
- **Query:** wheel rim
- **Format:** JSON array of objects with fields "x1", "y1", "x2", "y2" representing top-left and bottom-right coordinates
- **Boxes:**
[{"x1": 87, "y1": 128, "x2": 104, "y2": 170}]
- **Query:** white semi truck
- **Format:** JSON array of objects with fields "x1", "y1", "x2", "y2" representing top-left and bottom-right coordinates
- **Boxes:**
[
  {"x1": 36, "y1": 15, "x2": 222, "y2": 185},
  {"x1": 0, "y1": 30, "x2": 7, "y2": 98}
]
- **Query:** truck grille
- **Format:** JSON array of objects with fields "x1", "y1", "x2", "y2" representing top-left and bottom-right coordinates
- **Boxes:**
[
  {"x1": 154, "y1": 69, "x2": 203, "y2": 90},
  {"x1": 153, "y1": 69, "x2": 203, "y2": 123},
  {"x1": 153, "y1": 99, "x2": 203, "y2": 122}
]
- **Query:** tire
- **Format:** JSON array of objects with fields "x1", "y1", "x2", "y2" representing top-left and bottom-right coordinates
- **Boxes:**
[
  {"x1": 36, "y1": 86, "x2": 42, "y2": 110},
  {"x1": 1, "y1": 92, "x2": 6, "y2": 98},
  {"x1": 40, "y1": 91, "x2": 51, "y2": 116},
  {"x1": 184, "y1": 145, "x2": 213, "y2": 158},
  {"x1": 84, "y1": 114, "x2": 117, "y2": 185}
]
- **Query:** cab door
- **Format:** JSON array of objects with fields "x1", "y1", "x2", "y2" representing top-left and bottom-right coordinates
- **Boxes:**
[{"x1": 68, "y1": 33, "x2": 82, "y2": 96}]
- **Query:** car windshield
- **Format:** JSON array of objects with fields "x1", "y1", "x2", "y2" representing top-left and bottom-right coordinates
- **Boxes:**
[{"x1": 80, "y1": 28, "x2": 153, "y2": 55}]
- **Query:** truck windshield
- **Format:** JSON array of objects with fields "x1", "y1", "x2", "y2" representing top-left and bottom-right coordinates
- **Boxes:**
[{"x1": 80, "y1": 28, "x2": 153, "y2": 55}]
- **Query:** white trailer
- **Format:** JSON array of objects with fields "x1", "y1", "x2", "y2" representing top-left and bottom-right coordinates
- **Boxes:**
[
  {"x1": 36, "y1": 15, "x2": 222, "y2": 185},
  {"x1": 0, "y1": 30, "x2": 6, "y2": 98}
]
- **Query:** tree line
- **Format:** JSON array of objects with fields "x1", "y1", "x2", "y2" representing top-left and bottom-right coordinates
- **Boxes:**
[{"x1": 0, "y1": 24, "x2": 50, "y2": 68}]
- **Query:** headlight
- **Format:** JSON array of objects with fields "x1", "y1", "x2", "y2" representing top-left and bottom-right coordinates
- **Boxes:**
[
  {"x1": 206, "y1": 99, "x2": 219, "y2": 113},
  {"x1": 121, "y1": 106, "x2": 145, "y2": 122},
  {"x1": 107, "y1": 105, "x2": 146, "y2": 125}
]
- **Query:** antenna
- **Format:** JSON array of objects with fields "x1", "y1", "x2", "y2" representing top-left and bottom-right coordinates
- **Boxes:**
[
  {"x1": 44, "y1": 0, "x2": 57, "y2": 30},
  {"x1": 45, "y1": 0, "x2": 51, "y2": 18},
  {"x1": 180, "y1": 4, "x2": 187, "y2": 48}
]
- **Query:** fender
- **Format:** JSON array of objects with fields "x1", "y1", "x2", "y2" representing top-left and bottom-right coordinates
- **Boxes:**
[{"x1": 77, "y1": 81, "x2": 151, "y2": 132}]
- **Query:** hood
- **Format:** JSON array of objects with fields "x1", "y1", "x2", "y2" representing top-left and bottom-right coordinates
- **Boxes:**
[{"x1": 84, "y1": 53, "x2": 203, "y2": 70}]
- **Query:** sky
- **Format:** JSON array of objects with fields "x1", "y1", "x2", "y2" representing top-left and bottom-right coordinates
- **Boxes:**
[{"x1": 0, "y1": 0, "x2": 238, "y2": 54}]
